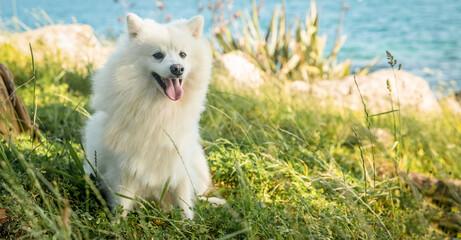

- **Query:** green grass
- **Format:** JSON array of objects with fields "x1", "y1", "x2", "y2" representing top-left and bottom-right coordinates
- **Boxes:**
[{"x1": 0, "y1": 34, "x2": 460, "y2": 239}]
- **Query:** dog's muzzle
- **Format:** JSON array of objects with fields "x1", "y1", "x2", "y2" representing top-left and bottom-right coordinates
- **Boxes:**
[{"x1": 152, "y1": 72, "x2": 183, "y2": 101}]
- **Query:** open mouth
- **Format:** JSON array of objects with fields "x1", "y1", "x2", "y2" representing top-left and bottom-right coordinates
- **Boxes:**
[{"x1": 152, "y1": 72, "x2": 183, "y2": 101}]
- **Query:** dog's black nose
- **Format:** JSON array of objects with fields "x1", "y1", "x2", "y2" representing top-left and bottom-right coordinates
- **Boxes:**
[{"x1": 170, "y1": 64, "x2": 184, "y2": 77}]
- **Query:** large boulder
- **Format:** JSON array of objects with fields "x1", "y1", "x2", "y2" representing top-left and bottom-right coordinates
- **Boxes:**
[
  {"x1": 1, "y1": 24, "x2": 110, "y2": 69},
  {"x1": 217, "y1": 53, "x2": 264, "y2": 89},
  {"x1": 289, "y1": 69, "x2": 441, "y2": 113}
]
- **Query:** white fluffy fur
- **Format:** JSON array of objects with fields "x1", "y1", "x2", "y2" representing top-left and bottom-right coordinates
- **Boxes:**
[{"x1": 83, "y1": 13, "x2": 212, "y2": 219}]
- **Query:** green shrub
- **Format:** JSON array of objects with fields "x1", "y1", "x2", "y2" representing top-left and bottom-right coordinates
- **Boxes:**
[{"x1": 214, "y1": 0, "x2": 364, "y2": 82}]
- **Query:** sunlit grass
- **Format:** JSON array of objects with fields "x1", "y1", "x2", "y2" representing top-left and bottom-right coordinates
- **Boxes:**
[{"x1": 0, "y1": 23, "x2": 460, "y2": 239}]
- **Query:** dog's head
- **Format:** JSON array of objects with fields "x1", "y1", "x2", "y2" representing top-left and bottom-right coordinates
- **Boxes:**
[{"x1": 125, "y1": 13, "x2": 205, "y2": 101}]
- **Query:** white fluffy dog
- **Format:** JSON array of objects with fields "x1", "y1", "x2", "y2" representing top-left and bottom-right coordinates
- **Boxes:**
[{"x1": 83, "y1": 13, "x2": 214, "y2": 219}]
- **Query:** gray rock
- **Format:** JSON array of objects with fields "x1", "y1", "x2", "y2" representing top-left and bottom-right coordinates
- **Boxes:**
[
  {"x1": 289, "y1": 69, "x2": 441, "y2": 113},
  {"x1": 217, "y1": 53, "x2": 264, "y2": 89},
  {"x1": 1, "y1": 24, "x2": 110, "y2": 70}
]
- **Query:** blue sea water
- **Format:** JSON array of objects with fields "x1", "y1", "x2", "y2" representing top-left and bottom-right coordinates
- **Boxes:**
[{"x1": 0, "y1": 0, "x2": 460, "y2": 92}]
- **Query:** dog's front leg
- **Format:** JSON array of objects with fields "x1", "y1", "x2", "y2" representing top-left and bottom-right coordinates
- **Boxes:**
[
  {"x1": 116, "y1": 186, "x2": 137, "y2": 217},
  {"x1": 175, "y1": 178, "x2": 195, "y2": 220}
]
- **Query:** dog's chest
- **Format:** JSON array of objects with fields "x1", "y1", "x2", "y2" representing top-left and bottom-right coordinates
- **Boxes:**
[
  {"x1": 117, "y1": 105, "x2": 198, "y2": 190},
  {"x1": 108, "y1": 99, "x2": 198, "y2": 170}
]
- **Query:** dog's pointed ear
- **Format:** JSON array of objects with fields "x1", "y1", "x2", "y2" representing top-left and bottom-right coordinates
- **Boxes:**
[
  {"x1": 187, "y1": 15, "x2": 204, "y2": 38},
  {"x1": 127, "y1": 13, "x2": 143, "y2": 38}
]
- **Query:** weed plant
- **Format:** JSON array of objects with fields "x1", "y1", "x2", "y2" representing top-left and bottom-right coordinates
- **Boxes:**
[{"x1": 214, "y1": 0, "x2": 372, "y2": 82}]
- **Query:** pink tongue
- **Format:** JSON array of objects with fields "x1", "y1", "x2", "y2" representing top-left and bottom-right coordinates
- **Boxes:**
[{"x1": 164, "y1": 78, "x2": 183, "y2": 101}]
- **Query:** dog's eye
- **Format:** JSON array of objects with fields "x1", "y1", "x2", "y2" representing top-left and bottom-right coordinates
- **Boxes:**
[
  {"x1": 179, "y1": 52, "x2": 187, "y2": 58},
  {"x1": 153, "y1": 52, "x2": 164, "y2": 59}
]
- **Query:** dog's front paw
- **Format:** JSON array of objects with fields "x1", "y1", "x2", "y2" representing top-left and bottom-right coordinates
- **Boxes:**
[
  {"x1": 199, "y1": 196, "x2": 226, "y2": 206},
  {"x1": 181, "y1": 207, "x2": 194, "y2": 220}
]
